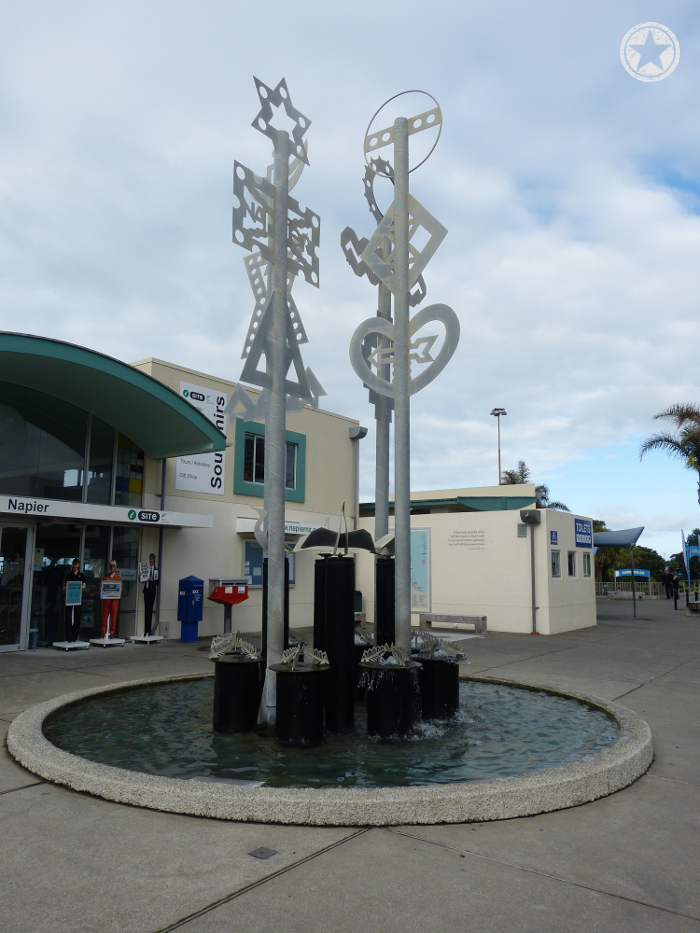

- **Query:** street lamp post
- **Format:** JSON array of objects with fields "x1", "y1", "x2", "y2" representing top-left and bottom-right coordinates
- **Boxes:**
[{"x1": 490, "y1": 408, "x2": 507, "y2": 484}]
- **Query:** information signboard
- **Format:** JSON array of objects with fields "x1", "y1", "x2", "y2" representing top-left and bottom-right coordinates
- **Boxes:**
[
  {"x1": 575, "y1": 519, "x2": 593, "y2": 548},
  {"x1": 176, "y1": 381, "x2": 227, "y2": 495},
  {"x1": 101, "y1": 580, "x2": 122, "y2": 600},
  {"x1": 65, "y1": 581, "x2": 83, "y2": 606}
]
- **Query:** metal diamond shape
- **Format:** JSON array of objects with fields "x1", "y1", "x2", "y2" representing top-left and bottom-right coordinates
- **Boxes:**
[{"x1": 361, "y1": 195, "x2": 446, "y2": 292}]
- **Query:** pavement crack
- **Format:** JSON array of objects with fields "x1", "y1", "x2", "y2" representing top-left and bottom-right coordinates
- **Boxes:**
[
  {"x1": 0, "y1": 781, "x2": 45, "y2": 795},
  {"x1": 151, "y1": 828, "x2": 371, "y2": 932},
  {"x1": 384, "y1": 828, "x2": 700, "y2": 922},
  {"x1": 646, "y1": 773, "x2": 700, "y2": 789}
]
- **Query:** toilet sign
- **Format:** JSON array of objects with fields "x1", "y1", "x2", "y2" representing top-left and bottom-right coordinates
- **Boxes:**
[{"x1": 575, "y1": 519, "x2": 593, "y2": 548}]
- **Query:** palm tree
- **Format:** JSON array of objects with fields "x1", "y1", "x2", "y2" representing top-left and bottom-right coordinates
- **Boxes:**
[
  {"x1": 500, "y1": 461, "x2": 531, "y2": 485},
  {"x1": 640, "y1": 404, "x2": 700, "y2": 507},
  {"x1": 500, "y1": 460, "x2": 570, "y2": 511}
]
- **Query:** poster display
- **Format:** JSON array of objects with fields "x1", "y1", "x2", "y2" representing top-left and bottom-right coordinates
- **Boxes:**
[
  {"x1": 65, "y1": 581, "x2": 83, "y2": 606},
  {"x1": 176, "y1": 381, "x2": 228, "y2": 495},
  {"x1": 410, "y1": 528, "x2": 431, "y2": 612},
  {"x1": 100, "y1": 580, "x2": 122, "y2": 600}
]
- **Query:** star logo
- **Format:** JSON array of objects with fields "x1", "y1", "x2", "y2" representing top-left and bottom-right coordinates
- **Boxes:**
[{"x1": 620, "y1": 23, "x2": 679, "y2": 82}]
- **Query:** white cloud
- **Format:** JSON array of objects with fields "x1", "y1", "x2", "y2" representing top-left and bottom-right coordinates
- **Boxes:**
[{"x1": 1, "y1": 0, "x2": 700, "y2": 553}]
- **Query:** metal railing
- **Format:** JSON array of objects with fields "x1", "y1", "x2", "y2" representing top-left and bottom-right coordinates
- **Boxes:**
[{"x1": 596, "y1": 581, "x2": 700, "y2": 599}]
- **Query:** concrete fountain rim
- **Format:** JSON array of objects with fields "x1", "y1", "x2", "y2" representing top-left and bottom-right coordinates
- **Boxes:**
[{"x1": 7, "y1": 673, "x2": 653, "y2": 826}]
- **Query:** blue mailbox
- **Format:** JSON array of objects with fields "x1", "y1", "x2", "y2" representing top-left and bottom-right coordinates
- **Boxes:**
[{"x1": 178, "y1": 575, "x2": 204, "y2": 642}]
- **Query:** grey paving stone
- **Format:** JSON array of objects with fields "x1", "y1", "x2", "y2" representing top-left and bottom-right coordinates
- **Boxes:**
[
  {"x1": 0, "y1": 669, "x2": 126, "y2": 718},
  {"x1": 0, "y1": 719, "x2": 43, "y2": 793},
  {"x1": 0, "y1": 782, "x2": 354, "y2": 933},
  {"x1": 174, "y1": 826, "x2": 700, "y2": 933},
  {"x1": 401, "y1": 774, "x2": 700, "y2": 917},
  {"x1": 621, "y1": 680, "x2": 700, "y2": 724}
]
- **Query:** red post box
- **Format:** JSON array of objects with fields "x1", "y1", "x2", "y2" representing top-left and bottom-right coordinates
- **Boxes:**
[{"x1": 207, "y1": 579, "x2": 249, "y2": 633}]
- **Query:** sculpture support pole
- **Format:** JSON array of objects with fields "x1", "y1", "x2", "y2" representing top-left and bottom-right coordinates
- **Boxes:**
[
  {"x1": 375, "y1": 265, "x2": 392, "y2": 542},
  {"x1": 392, "y1": 116, "x2": 411, "y2": 653},
  {"x1": 262, "y1": 129, "x2": 290, "y2": 724}
]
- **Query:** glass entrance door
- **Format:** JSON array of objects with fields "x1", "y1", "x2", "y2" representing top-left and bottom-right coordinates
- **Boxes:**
[
  {"x1": 0, "y1": 526, "x2": 29, "y2": 651},
  {"x1": 31, "y1": 524, "x2": 82, "y2": 646}
]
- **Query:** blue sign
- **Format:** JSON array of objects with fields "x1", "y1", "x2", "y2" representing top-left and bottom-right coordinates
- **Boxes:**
[
  {"x1": 575, "y1": 519, "x2": 593, "y2": 548},
  {"x1": 687, "y1": 545, "x2": 700, "y2": 560},
  {"x1": 614, "y1": 568, "x2": 650, "y2": 579},
  {"x1": 550, "y1": 531, "x2": 558, "y2": 545}
]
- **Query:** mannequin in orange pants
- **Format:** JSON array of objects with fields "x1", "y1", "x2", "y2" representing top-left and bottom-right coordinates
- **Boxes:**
[{"x1": 101, "y1": 561, "x2": 122, "y2": 637}]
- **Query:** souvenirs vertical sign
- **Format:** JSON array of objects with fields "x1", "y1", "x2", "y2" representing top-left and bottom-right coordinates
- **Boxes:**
[{"x1": 176, "y1": 382, "x2": 227, "y2": 495}]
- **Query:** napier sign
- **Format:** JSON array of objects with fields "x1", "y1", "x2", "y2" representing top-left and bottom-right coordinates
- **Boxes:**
[{"x1": 1, "y1": 496, "x2": 213, "y2": 528}]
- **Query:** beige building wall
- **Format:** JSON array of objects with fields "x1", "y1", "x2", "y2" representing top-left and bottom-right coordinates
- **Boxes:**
[
  {"x1": 132, "y1": 359, "x2": 360, "y2": 639},
  {"x1": 356, "y1": 486, "x2": 595, "y2": 636}
]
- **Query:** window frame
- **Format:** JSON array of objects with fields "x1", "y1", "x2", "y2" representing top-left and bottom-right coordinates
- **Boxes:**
[
  {"x1": 567, "y1": 551, "x2": 577, "y2": 577},
  {"x1": 551, "y1": 549, "x2": 561, "y2": 578},
  {"x1": 233, "y1": 419, "x2": 306, "y2": 502},
  {"x1": 583, "y1": 552, "x2": 592, "y2": 577}
]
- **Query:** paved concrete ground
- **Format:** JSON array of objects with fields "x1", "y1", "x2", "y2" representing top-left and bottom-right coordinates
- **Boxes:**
[{"x1": 1, "y1": 599, "x2": 698, "y2": 933}]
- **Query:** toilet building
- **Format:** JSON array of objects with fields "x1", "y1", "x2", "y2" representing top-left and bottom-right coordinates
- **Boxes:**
[
  {"x1": 0, "y1": 333, "x2": 361, "y2": 651},
  {"x1": 356, "y1": 485, "x2": 596, "y2": 635}
]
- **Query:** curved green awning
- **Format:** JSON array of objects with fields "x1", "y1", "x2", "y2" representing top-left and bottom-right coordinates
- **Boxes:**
[{"x1": 0, "y1": 332, "x2": 227, "y2": 459}]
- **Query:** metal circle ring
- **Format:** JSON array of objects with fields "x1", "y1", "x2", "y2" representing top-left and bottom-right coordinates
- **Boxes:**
[{"x1": 364, "y1": 89, "x2": 442, "y2": 177}]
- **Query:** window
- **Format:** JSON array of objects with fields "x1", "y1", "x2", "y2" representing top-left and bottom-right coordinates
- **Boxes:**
[
  {"x1": 234, "y1": 420, "x2": 306, "y2": 502},
  {"x1": 0, "y1": 382, "x2": 143, "y2": 507},
  {"x1": 243, "y1": 540, "x2": 295, "y2": 587},
  {"x1": 583, "y1": 552, "x2": 592, "y2": 577},
  {"x1": 244, "y1": 434, "x2": 297, "y2": 489},
  {"x1": 114, "y1": 434, "x2": 144, "y2": 507},
  {"x1": 551, "y1": 550, "x2": 561, "y2": 578},
  {"x1": 244, "y1": 433, "x2": 265, "y2": 485},
  {"x1": 568, "y1": 551, "x2": 576, "y2": 577}
]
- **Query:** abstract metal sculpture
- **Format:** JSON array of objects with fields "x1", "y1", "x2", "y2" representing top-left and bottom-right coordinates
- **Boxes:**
[
  {"x1": 344, "y1": 91, "x2": 460, "y2": 653},
  {"x1": 228, "y1": 78, "x2": 324, "y2": 722}
]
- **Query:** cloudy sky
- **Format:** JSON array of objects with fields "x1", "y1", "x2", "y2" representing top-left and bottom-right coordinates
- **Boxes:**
[{"x1": 1, "y1": 0, "x2": 700, "y2": 557}]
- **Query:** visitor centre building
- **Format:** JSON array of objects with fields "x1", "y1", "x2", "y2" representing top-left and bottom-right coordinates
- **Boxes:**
[{"x1": 0, "y1": 332, "x2": 361, "y2": 651}]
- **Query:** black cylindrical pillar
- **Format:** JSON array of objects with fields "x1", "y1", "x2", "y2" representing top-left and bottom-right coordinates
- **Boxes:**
[
  {"x1": 261, "y1": 557, "x2": 268, "y2": 663},
  {"x1": 270, "y1": 663, "x2": 326, "y2": 747},
  {"x1": 375, "y1": 556, "x2": 395, "y2": 646},
  {"x1": 417, "y1": 658, "x2": 460, "y2": 720},
  {"x1": 284, "y1": 554, "x2": 290, "y2": 649},
  {"x1": 213, "y1": 657, "x2": 265, "y2": 733},
  {"x1": 324, "y1": 556, "x2": 356, "y2": 732},
  {"x1": 313, "y1": 556, "x2": 328, "y2": 653},
  {"x1": 363, "y1": 661, "x2": 421, "y2": 738}
]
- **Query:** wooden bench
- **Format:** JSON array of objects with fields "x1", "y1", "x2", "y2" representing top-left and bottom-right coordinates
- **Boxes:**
[{"x1": 418, "y1": 613, "x2": 487, "y2": 635}]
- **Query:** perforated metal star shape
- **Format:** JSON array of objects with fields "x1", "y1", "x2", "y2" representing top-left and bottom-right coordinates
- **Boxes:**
[{"x1": 252, "y1": 76, "x2": 310, "y2": 165}]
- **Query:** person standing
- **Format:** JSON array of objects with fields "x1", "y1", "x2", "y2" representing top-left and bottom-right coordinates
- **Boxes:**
[
  {"x1": 662, "y1": 567, "x2": 673, "y2": 600},
  {"x1": 62, "y1": 559, "x2": 85, "y2": 642},
  {"x1": 101, "y1": 560, "x2": 122, "y2": 637},
  {"x1": 142, "y1": 553, "x2": 159, "y2": 636}
]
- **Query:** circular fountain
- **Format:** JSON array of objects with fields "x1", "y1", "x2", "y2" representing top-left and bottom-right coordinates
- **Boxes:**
[{"x1": 8, "y1": 671, "x2": 652, "y2": 826}]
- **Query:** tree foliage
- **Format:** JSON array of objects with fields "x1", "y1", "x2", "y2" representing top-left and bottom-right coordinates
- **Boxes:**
[
  {"x1": 500, "y1": 460, "x2": 570, "y2": 511},
  {"x1": 640, "y1": 404, "x2": 700, "y2": 506}
]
